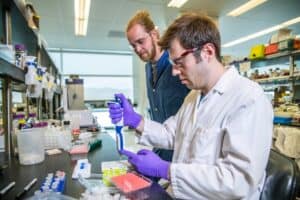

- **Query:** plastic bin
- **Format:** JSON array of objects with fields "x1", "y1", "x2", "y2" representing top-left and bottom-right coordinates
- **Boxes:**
[
  {"x1": 17, "y1": 127, "x2": 45, "y2": 165},
  {"x1": 249, "y1": 44, "x2": 265, "y2": 60},
  {"x1": 273, "y1": 116, "x2": 292, "y2": 125},
  {"x1": 294, "y1": 39, "x2": 300, "y2": 50},
  {"x1": 265, "y1": 43, "x2": 278, "y2": 55},
  {"x1": 278, "y1": 39, "x2": 294, "y2": 51}
]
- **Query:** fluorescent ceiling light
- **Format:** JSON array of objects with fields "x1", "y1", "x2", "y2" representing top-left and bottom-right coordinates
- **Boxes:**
[
  {"x1": 168, "y1": 0, "x2": 189, "y2": 8},
  {"x1": 227, "y1": 0, "x2": 267, "y2": 17},
  {"x1": 222, "y1": 16, "x2": 300, "y2": 48},
  {"x1": 75, "y1": 0, "x2": 91, "y2": 36}
]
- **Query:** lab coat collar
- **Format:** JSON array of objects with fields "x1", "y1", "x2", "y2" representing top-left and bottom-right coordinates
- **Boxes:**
[{"x1": 211, "y1": 65, "x2": 238, "y2": 95}]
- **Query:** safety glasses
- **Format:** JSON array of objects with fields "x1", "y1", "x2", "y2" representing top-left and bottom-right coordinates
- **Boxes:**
[{"x1": 168, "y1": 48, "x2": 199, "y2": 66}]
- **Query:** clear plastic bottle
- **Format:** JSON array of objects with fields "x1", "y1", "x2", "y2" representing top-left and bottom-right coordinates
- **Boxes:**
[
  {"x1": 14, "y1": 44, "x2": 26, "y2": 69},
  {"x1": 24, "y1": 56, "x2": 37, "y2": 85},
  {"x1": 63, "y1": 121, "x2": 71, "y2": 132},
  {"x1": 60, "y1": 121, "x2": 72, "y2": 151}
]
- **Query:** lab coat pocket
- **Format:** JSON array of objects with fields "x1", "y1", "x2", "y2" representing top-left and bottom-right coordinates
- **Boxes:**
[{"x1": 190, "y1": 127, "x2": 223, "y2": 164}]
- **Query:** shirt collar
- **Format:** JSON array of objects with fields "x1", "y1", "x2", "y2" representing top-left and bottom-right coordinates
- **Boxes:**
[
  {"x1": 155, "y1": 50, "x2": 169, "y2": 71},
  {"x1": 148, "y1": 50, "x2": 169, "y2": 80}
]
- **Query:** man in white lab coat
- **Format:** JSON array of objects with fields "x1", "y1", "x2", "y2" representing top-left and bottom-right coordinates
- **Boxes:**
[{"x1": 108, "y1": 13, "x2": 273, "y2": 200}]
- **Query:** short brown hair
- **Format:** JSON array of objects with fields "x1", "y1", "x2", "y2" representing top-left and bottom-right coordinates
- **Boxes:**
[
  {"x1": 126, "y1": 10, "x2": 155, "y2": 33},
  {"x1": 159, "y1": 13, "x2": 221, "y2": 62}
]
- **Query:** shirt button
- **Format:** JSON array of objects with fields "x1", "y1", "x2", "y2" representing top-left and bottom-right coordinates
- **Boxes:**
[
  {"x1": 153, "y1": 89, "x2": 155, "y2": 92},
  {"x1": 154, "y1": 108, "x2": 158, "y2": 111}
]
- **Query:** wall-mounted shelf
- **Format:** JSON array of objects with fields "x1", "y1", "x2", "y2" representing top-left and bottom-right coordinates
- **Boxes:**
[
  {"x1": 254, "y1": 75, "x2": 291, "y2": 83},
  {"x1": 1, "y1": 0, "x2": 60, "y2": 78},
  {"x1": 264, "y1": 49, "x2": 300, "y2": 60},
  {"x1": 1, "y1": 0, "x2": 62, "y2": 156},
  {"x1": 253, "y1": 75, "x2": 300, "y2": 85},
  {"x1": 0, "y1": 57, "x2": 25, "y2": 82},
  {"x1": 235, "y1": 49, "x2": 300, "y2": 84},
  {"x1": 233, "y1": 49, "x2": 300, "y2": 116},
  {"x1": 274, "y1": 122, "x2": 300, "y2": 128}
]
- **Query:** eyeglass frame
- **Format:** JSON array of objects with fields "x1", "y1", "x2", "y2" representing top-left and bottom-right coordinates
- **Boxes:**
[{"x1": 168, "y1": 47, "x2": 200, "y2": 66}]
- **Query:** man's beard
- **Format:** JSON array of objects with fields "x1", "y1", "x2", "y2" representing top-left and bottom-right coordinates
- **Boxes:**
[{"x1": 140, "y1": 39, "x2": 156, "y2": 62}]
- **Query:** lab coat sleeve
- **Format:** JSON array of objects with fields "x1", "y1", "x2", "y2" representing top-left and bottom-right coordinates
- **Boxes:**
[
  {"x1": 170, "y1": 93, "x2": 273, "y2": 200},
  {"x1": 136, "y1": 114, "x2": 178, "y2": 150}
]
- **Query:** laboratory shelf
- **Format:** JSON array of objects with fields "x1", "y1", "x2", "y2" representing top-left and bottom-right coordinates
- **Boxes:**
[{"x1": 0, "y1": 57, "x2": 25, "y2": 83}]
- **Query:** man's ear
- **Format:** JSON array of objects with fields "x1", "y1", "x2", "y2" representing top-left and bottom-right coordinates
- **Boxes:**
[
  {"x1": 202, "y1": 43, "x2": 215, "y2": 61},
  {"x1": 150, "y1": 29, "x2": 160, "y2": 40}
]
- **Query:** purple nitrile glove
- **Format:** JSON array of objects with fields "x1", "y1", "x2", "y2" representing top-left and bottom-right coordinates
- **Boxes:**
[
  {"x1": 107, "y1": 102, "x2": 123, "y2": 124},
  {"x1": 120, "y1": 149, "x2": 170, "y2": 180},
  {"x1": 108, "y1": 93, "x2": 142, "y2": 129}
]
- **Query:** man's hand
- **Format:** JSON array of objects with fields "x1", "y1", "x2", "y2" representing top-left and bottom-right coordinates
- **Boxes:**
[
  {"x1": 120, "y1": 149, "x2": 170, "y2": 180},
  {"x1": 107, "y1": 93, "x2": 142, "y2": 129}
]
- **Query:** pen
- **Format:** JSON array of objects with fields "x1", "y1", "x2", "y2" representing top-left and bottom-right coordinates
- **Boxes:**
[
  {"x1": 0, "y1": 181, "x2": 15, "y2": 196},
  {"x1": 15, "y1": 178, "x2": 37, "y2": 199}
]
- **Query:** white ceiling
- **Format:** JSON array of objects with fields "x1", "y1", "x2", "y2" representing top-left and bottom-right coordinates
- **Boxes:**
[{"x1": 29, "y1": 0, "x2": 300, "y2": 58}]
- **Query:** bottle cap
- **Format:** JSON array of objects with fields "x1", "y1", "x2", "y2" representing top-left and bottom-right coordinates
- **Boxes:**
[
  {"x1": 41, "y1": 122, "x2": 48, "y2": 127},
  {"x1": 63, "y1": 121, "x2": 70, "y2": 125},
  {"x1": 13, "y1": 114, "x2": 25, "y2": 119},
  {"x1": 14, "y1": 44, "x2": 26, "y2": 51},
  {"x1": 28, "y1": 113, "x2": 36, "y2": 117}
]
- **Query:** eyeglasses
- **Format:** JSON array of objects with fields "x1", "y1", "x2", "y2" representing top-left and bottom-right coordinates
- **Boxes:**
[{"x1": 168, "y1": 48, "x2": 199, "y2": 66}]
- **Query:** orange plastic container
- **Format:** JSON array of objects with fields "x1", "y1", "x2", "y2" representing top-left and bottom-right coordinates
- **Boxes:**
[
  {"x1": 265, "y1": 43, "x2": 278, "y2": 55},
  {"x1": 294, "y1": 39, "x2": 300, "y2": 50}
]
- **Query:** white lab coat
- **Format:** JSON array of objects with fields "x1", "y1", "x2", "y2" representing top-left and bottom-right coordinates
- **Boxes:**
[{"x1": 137, "y1": 67, "x2": 273, "y2": 200}]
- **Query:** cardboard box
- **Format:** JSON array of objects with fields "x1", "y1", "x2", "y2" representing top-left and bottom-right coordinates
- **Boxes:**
[
  {"x1": 270, "y1": 28, "x2": 292, "y2": 43},
  {"x1": 294, "y1": 39, "x2": 300, "y2": 49}
]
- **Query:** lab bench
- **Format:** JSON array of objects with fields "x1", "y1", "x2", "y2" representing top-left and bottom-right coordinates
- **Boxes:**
[{"x1": 0, "y1": 133, "x2": 173, "y2": 199}]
